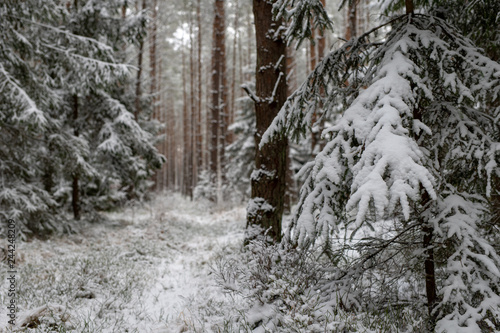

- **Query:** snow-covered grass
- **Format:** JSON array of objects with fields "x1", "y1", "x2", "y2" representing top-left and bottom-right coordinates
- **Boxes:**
[
  {"x1": 0, "y1": 193, "x2": 426, "y2": 333},
  {"x1": 0, "y1": 193, "x2": 246, "y2": 332}
]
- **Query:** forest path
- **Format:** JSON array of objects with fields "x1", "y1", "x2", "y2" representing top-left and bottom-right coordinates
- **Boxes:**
[
  {"x1": 139, "y1": 195, "x2": 246, "y2": 332},
  {"x1": 0, "y1": 194, "x2": 246, "y2": 333}
]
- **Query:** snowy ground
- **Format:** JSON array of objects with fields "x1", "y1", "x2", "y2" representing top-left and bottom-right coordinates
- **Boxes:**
[{"x1": 0, "y1": 193, "x2": 247, "y2": 332}]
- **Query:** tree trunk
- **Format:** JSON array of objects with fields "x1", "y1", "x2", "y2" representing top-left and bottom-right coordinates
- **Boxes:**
[
  {"x1": 345, "y1": 0, "x2": 357, "y2": 40},
  {"x1": 149, "y1": 0, "x2": 160, "y2": 191},
  {"x1": 406, "y1": 0, "x2": 414, "y2": 14},
  {"x1": 72, "y1": 94, "x2": 80, "y2": 221},
  {"x1": 423, "y1": 222, "x2": 437, "y2": 330},
  {"x1": 310, "y1": 27, "x2": 317, "y2": 72},
  {"x1": 210, "y1": 0, "x2": 227, "y2": 200},
  {"x1": 229, "y1": 0, "x2": 240, "y2": 144},
  {"x1": 135, "y1": 0, "x2": 147, "y2": 121},
  {"x1": 247, "y1": 0, "x2": 288, "y2": 242},
  {"x1": 189, "y1": 6, "x2": 197, "y2": 190},
  {"x1": 318, "y1": 0, "x2": 326, "y2": 63},
  {"x1": 245, "y1": 5, "x2": 254, "y2": 83},
  {"x1": 196, "y1": 0, "x2": 203, "y2": 173},
  {"x1": 413, "y1": 77, "x2": 437, "y2": 329},
  {"x1": 182, "y1": 47, "x2": 193, "y2": 198}
]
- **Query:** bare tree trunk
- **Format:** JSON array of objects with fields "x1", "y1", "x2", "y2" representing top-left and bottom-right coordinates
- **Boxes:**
[
  {"x1": 310, "y1": 27, "x2": 317, "y2": 72},
  {"x1": 423, "y1": 221, "x2": 437, "y2": 330},
  {"x1": 247, "y1": 0, "x2": 288, "y2": 242},
  {"x1": 245, "y1": 6, "x2": 254, "y2": 82},
  {"x1": 70, "y1": 0, "x2": 81, "y2": 221},
  {"x1": 182, "y1": 48, "x2": 193, "y2": 198},
  {"x1": 166, "y1": 98, "x2": 175, "y2": 190},
  {"x1": 135, "y1": 0, "x2": 147, "y2": 121},
  {"x1": 72, "y1": 94, "x2": 80, "y2": 220},
  {"x1": 318, "y1": 0, "x2": 326, "y2": 62},
  {"x1": 135, "y1": 43, "x2": 143, "y2": 121},
  {"x1": 218, "y1": 0, "x2": 228, "y2": 188},
  {"x1": 196, "y1": 0, "x2": 203, "y2": 174},
  {"x1": 149, "y1": 0, "x2": 158, "y2": 101},
  {"x1": 406, "y1": 0, "x2": 414, "y2": 14},
  {"x1": 189, "y1": 6, "x2": 197, "y2": 190},
  {"x1": 149, "y1": 0, "x2": 160, "y2": 191},
  {"x1": 228, "y1": 0, "x2": 240, "y2": 144},
  {"x1": 317, "y1": 0, "x2": 327, "y2": 152},
  {"x1": 411, "y1": 42, "x2": 437, "y2": 326},
  {"x1": 158, "y1": 56, "x2": 166, "y2": 191},
  {"x1": 210, "y1": 0, "x2": 227, "y2": 200},
  {"x1": 205, "y1": 58, "x2": 211, "y2": 171},
  {"x1": 345, "y1": 0, "x2": 357, "y2": 40}
]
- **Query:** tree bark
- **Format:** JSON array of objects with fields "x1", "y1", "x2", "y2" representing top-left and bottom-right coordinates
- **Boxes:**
[
  {"x1": 135, "y1": 0, "x2": 147, "y2": 121},
  {"x1": 182, "y1": 46, "x2": 193, "y2": 198},
  {"x1": 423, "y1": 222, "x2": 437, "y2": 330},
  {"x1": 210, "y1": 0, "x2": 227, "y2": 199},
  {"x1": 309, "y1": 27, "x2": 317, "y2": 72},
  {"x1": 229, "y1": 0, "x2": 240, "y2": 145},
  {"x1": 247, "y1": 0, "x2": 288, "y2": 242},
  {"x1": 345, "y1": 0, "x2": 357, "y2": 40},
  {"x1": 72, "y1": 94, "x2": 80, "y2": 221},
  {"x1": 196, "y1": 0, "x2": 203, "y2": 173},
  {"x1": 150, "y1": 0, "x2": 160, "y2": 191},
  {"x1": 189, "y1": 6, "x2": 197, "y2": 190},
  {"x1": 414, "y1": 97, "x2": 437, "y2": 330},
  {"x1": 406, "y1": 0, "x2": 414, "y2": 14}
]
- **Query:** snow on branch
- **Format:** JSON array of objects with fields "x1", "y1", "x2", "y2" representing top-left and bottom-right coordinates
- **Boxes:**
[
  {"x1": 285, "y1": 13, "x2": 500, "y2": 245},
  {"x1": 0, "y1": 63, "x2": 48, "y2": 129},
  {"x1": 282, "y1": 13, "x2": 500, "y2": 330},
  {"x1": 273, "y1": 0, "x2": 333, "y2": 46}
]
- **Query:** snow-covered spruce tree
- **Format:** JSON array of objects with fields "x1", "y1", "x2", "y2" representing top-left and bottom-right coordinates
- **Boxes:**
[
  {"x1": 0, "y1": 0, "x2": 89, "y2": 234},
  {"x1": 64, "y1": 0, "x2": 163, "y2": 217},
  {"x1": 263, "y1": 8, "x2": 500, "y2": 333},
  {"x1": 0, "y1": 0, "x2": 162, "y2": 234},
  {"x1": 428, "y1": 0, "x2": 500, "y2": 237}
]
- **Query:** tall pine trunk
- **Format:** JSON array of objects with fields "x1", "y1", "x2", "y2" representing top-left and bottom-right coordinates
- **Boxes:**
[
  {"x1": 247, "y1": 0, "x2": 288, "y2": 242},
  {"x1": 196, "y1": 0, "x2": 203, "y2": 174},
  {"x1": 150, "y1": 0, "x2": 160, "y2": 191},
  {"x1": 189, "y1": 7, "x2": 197, "y2": 190},
  {"x1": 72, "y1": 94, "x2": 80, "y2": 220},
  {"x1": 228, "y1": 0, "x2": 240, "y2": 144},
  {"x1": 135, "y1": 0, "x2": 147, "y2": 121},
  {"x1": 182, "y1": 47, "x2": 193, "y2": 198},
  {"x1": 210, "y1": 0, "x2": 227, "y2": 201},
  {"x1": 345, "y1": 0, "x2": 357, "y2": 40}
]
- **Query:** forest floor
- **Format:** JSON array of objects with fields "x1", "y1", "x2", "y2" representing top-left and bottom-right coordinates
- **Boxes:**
[{"x1": 0, "y1": 193, "x2": 247, "y2": 333}]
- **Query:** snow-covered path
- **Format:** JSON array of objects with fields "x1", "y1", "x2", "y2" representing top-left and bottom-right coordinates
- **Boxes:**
[
  {"x1": 138, "y1": 196, "x2": 246, "y2": 332},
  {"x1": 0, "y1": 194, "x2": 246, "y2": 332}
]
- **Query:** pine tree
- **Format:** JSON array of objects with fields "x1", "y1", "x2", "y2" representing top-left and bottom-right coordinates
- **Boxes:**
[
  {"x1": 64, "y1": 0, "x2": 163, "y2": 214},
  {"x1": 0, "y1": 0, "x2": 163, "y2": 235},
  {"x1": 266, "y1": 2, "x2": 500, "y2": 329}
]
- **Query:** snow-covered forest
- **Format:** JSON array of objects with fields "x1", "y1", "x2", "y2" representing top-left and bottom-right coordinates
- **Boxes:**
[{"x1": 0, "y1": 0, "x2": 499, "y2": 331}]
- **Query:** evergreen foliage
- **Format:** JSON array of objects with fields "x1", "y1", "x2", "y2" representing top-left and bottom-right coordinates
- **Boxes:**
[
  {"x1": 226, "y1": 94, "x2": 256, "y2": 199},
  {"x1": 264, "y1": 11, "x2": 500, "y2": 331},
  {"x1": 0, "y1": 0, "x2": 163, "y2": 236}
]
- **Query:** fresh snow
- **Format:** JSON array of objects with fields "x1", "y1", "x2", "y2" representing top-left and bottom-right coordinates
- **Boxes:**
[{"x1": 0, "y1": 193, "x2": 246, "y2": 332}]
